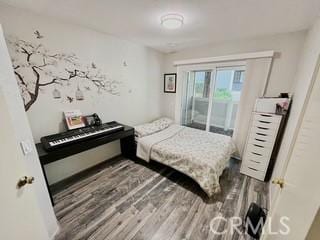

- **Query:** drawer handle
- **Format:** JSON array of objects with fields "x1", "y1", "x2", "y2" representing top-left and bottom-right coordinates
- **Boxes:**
[
  {"x1": 252, "y1": 152, "x2": 262, "y2": 156},
  {"x1": 258, "y1": 126, "x2": 269, "y2": 130},
  {"x1": 260, "y1": 114, "x2": 272, "y2": 117},
  {"x1": 255, "y1": 138, "x2": 266, "y2": 142},
  {"x1": 248, "y1": 167, "x2": 258, "y2": 171},
  {"x1": 256, "y1": 132, "x2": 267, "y2": 136},
  {"x1": 259, "y1": 120, "x2": 271, "y2": 124},
  {"x1": 250, "y1": 159, "x2": 261, "y2": 164},
  {"x1": 253, "y1": 144, "x2": 264, "y2": 148}
]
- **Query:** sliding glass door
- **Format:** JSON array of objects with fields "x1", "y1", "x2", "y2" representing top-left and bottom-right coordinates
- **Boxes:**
[
  {"x1": 181, "y1": 65, "x2": 245, "y2": 136},
  {"x1": 182, "y1": 70, "x2": 212, "y2": 130}
]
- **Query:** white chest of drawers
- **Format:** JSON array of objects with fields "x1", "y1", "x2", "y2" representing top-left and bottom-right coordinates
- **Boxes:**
[{"x1": 240, "y1": 112, "x2": 282, "y2": 181}]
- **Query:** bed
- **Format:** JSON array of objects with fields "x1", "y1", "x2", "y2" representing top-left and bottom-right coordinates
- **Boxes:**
[{"x1": 135, "y1": 118, "x2": 236, "y2": 197}]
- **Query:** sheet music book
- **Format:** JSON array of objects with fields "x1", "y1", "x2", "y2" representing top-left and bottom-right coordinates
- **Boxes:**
[{"x1": 64, "y1": 110, "x2": 86, "y2": 130}]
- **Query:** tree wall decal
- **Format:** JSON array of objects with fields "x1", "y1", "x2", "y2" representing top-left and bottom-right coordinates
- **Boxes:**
[{"x1": 7, "y1": 33, "x2": 120, "y2": 111}]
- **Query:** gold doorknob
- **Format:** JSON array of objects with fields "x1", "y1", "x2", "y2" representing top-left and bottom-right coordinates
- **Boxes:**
[
  {"x1": 17, "y1": 176, "x2": 35, "y2": 189},
  {"x1": 272, "y1": 178, "x2": 284, "y2": 189}
]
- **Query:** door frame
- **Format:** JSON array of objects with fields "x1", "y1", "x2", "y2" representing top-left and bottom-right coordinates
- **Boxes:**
[{"x1": 205, "y1": 68, "x2": 217, "y2": 131}]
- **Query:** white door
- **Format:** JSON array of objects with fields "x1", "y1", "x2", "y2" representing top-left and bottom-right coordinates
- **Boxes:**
[
  {"x1": 262, "y1": 60, "x2": 320, "y2": 239},
  {"x1": 0, "y1": 90, "x2": 49, "y2": 240},
  {"x1": 0, "y1": 24, "x2": 53, "y2": 240}
]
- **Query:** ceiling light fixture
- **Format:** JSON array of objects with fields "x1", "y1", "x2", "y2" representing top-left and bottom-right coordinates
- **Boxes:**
[{"x1": 161, "y1": 13, "x2": 184, "y2": 29}]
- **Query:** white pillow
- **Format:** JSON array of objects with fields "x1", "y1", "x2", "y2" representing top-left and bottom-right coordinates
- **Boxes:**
[
  {"x1": 151, "y1": 117, "x2": 173, "y2": 129},
  {"x1": 135, "y1": 117, "x2": 173, "y2": 138}
]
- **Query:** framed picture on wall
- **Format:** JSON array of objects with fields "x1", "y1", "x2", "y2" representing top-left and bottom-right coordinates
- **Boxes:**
[{"x1": 164, "y1": 73, "x2": 177, "y2": 93}]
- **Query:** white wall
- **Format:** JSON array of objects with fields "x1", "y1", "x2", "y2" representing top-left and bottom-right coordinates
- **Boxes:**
[
  {"x1": 161, "y1": 31, "x2": 306, "y2": 118},
  {"x1": 270, "y1": 17, "x2": 320, "y2": 207},
  {"x1": 0, "y1": 4, "x2": 164, "y2": 184}
]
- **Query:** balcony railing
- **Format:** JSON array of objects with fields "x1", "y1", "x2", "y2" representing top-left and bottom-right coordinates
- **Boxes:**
[{"x1": 189, "y1": 97, "x2": 239, "y2": 131}]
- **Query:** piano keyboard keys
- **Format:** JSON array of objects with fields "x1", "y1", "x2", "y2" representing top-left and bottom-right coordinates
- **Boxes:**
[{"x1": 41, "y1": 122, "x2": 124, "y2": 150}]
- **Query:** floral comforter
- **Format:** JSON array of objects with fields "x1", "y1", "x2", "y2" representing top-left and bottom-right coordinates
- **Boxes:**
[{"x1": 136, "y1": 124, "x2": 236, "y2": 197}]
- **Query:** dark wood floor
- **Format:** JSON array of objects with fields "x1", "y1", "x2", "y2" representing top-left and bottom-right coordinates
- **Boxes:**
[{"x1": 53, "y1": 156, "x2": 268, "y2": 240}]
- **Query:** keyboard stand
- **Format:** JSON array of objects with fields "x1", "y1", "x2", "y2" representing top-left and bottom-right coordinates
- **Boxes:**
[{"x1": 36, "y1": 123, "x2": 135, "y2": 206}]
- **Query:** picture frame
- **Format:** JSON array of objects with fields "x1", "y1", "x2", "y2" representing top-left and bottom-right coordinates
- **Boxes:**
[
  {"x1": 64, "y1": 110, "x2": 86, "y2": 130},
  {"x1": 164, "y1": 73, "x2": 177, "y2": 93}
]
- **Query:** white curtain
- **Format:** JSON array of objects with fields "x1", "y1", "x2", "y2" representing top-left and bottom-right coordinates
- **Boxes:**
[{"x1": 232, "y1": 57, "x2": 273, "y2": 157}]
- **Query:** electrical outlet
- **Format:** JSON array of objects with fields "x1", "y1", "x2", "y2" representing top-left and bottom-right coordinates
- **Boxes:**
[{"x1": 20, "y1": 140, "x2": 33, "y2": 155}]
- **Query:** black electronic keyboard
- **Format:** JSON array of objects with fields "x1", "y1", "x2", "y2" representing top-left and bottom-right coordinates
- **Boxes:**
[{"x1": 41, "y1": 121, "x2": 124, "y2": 151}]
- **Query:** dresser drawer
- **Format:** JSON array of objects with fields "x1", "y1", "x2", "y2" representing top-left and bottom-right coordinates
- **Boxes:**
[
  {"x1": 244, "y1": 158, "x2": 268, "y2": 172},
  {"x1": 248, "y1": 136, "x2": 275, "y2": 148},
  {"x1": 243, "y1": 150, "x2": 271, "y2": 163},
  {"x1": 246, "y1": 144, "x2": 272, "y2": 157},
  {"x1": 250, "y1": 126, "x2": 277, "y2": 137},
  {"x1": 252, "y1": 120, "x2": 279, "y2": 130},
  {"x1": 253, "y1": 113, "x2": 282, "y2": 124},
  {"x1": 249, "y1": 131, "x2": 275, "y2": 143},
  {"x1": 240, "y1": 164, "x2": 266, "y2": 181}
]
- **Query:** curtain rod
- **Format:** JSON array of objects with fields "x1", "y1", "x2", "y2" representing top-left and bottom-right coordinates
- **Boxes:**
[{"x1": 173, "y1": 50, "x2": 274, "y2": 66}]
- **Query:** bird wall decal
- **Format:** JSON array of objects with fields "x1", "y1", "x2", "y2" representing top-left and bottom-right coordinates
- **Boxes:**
[{"x1": 34, "y1": 30, "x2": 44, "y2": 39}]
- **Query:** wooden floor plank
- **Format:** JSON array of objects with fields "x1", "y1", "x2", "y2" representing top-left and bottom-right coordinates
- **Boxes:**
[
  {"x1": 53, "y1": 158, "x2": 131, "y2": 202},
  {"x1": 114, "y1": 203, "x2": 156, "y2": 240},
  {"x1": 130, "y1": 183, "x2": 186, "y2": 240},
  {"x1": 150, "y1": 190, "x2": 198, "y2": 240},
  {"x1": 169, "y1": 196, "x2": 203, "y2": 240},
  {"x1": 53, "y1": 157, "x2": 268, "y2": 240},
  {"x1": 87, "y1": 206, "x2": 137, "y2": 240}
]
